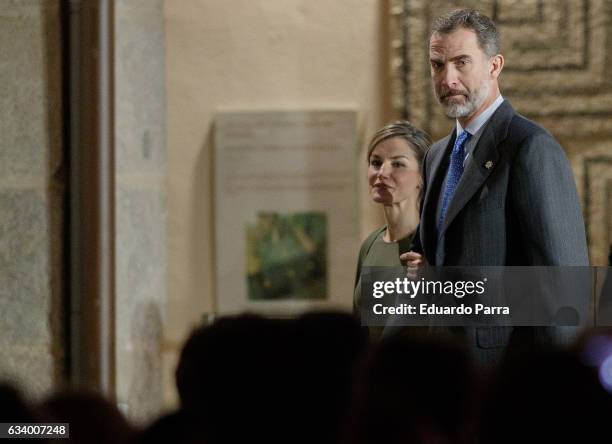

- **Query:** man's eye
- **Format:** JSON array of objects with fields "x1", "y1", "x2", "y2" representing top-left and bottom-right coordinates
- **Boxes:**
[
  {"x1": 456, "y1": 60, "x2": 467, "y2": 67},
  {"x1": 431, "y1": 61, "x2": 443, "y2": 70}
]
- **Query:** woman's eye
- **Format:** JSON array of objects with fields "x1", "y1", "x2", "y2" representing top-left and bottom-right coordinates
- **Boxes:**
[
  {"x1": 370, "y1": 159, "x2": 382, "y2": 167},
  {"x1": 392, "y1": 161, "x2": 405, "y2": 168}
]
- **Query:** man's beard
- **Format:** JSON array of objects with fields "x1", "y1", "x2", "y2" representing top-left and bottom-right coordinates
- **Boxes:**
[{"x1": 436, "y1": 81, "x2": 489, "y2": 118}]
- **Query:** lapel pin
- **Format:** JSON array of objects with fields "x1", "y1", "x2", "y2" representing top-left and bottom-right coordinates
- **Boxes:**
[{"x1": 485, "y1": 160, "x2": 493, "y2": 169}]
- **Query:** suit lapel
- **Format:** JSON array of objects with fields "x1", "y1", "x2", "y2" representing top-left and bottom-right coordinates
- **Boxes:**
[
  {"x1": 421, "y1": 132, "x2": 455, "y2": 262},
  {"x1": 439, "y1": 101, "x2": 514, "y2": 237}
]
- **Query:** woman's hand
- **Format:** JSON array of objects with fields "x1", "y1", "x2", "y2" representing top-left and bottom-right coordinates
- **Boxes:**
[{"x1": 400, "y1": 251, "x2": 426, "y2": 266}]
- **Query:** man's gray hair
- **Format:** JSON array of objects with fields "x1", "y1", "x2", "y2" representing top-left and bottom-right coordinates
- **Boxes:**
[{"x1": 431, "y1": 9, "x2": 501, "y2": 57}]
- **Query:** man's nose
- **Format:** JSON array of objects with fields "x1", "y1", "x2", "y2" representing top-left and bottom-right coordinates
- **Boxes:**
[{"x1": 441, "y1": 65, "x2": 459, "y2": 88}]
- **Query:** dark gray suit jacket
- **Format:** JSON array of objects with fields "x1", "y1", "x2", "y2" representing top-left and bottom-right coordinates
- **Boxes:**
[
  {"x1": 415, "y1": 100, "x2": 589, "y2": 365},
  {"x1": 419, "y1": 100, "x2": 588, "y2": 266}
]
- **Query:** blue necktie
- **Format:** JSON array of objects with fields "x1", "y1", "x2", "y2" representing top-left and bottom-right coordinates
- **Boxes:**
[{"x1": 438, "y1": 130, "x2": 471, "y2": 234}]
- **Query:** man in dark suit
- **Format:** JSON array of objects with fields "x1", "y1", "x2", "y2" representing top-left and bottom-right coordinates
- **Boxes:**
[
  {"x1": 404, "y1": 8, "x2": 588, "y2": 267},
  {"x1": 401, "y1": 9, "x2": 589, "y2": 363}
]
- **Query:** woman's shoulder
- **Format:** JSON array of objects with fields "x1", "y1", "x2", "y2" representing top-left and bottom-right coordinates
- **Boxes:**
[{"x1": 358, "y1": 226, "x2": 387, "y2": 258}]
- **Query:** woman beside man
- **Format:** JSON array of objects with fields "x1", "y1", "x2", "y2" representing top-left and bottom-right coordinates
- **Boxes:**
[{"x1": 353, "y1": 121, "x2": 431, "y2": 336}]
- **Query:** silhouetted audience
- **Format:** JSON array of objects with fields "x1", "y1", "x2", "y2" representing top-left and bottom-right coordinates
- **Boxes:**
[
  {"x1": 289, "y1": 312, "x2": 368, "y2": 444},
  {"x1": 0, "y1": 383, "x2": 38, "y2": 423},
  {"x1": 480, "y1": 345, "x2": 612, "y2": 443},
  {"x1": 134, "y1": 410, "x2": 205, "y2": 444},
  {"x1": 39, "y1": 391, "x2": 135, "y2": 444},
  {"x1": 175, "y1": 315, "x2": 292, "y2": 443},
  {"x1": 4, "y1": 311, "x2": 612, "y2": 444},
  {"x1": 174, "y1": 312, "x2": 367, "y2": 444},
  {"x1": 0, "y1": 383, "x2": 45, "y2": 443},
  {"x1": 344, "y1": 334, "x2": 478, "y2": 444}
]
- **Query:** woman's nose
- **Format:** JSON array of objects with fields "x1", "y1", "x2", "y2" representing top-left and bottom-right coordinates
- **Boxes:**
[{"x1": 377, "y1": 162, "x2": 389, "y2": 178}]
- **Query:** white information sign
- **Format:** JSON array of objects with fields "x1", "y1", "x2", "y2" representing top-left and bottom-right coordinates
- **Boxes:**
[{"x1": 214, "y1": 110, "x2": 360, "y2": 315}]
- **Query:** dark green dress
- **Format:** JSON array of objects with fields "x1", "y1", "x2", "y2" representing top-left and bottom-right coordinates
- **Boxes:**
[{"x1": 353, "y1": 226, "x2": 415, "y2": 339}]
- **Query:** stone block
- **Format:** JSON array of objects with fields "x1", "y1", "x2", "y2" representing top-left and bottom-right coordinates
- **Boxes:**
[
  {"x1": 0, "y1": 343, "x2": 55, "y2": 400},
  {"x1": 115, "y1": 0, "x2": 166, "y2": 176},
  {"x1": 0, "y1": 188, "x2": 59, "y2": 396},
  {"x1": 115, "y1": 185, "x2": 166, "y2": 422},
  {"x1": 0, "y1": 0, "x2": 62, "y2": 180}
]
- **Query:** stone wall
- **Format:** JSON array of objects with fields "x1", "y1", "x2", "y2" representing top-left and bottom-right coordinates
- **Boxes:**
[
  {"x1": 114, "y1": 0, "x2": 167, "y2": 423},
  {"x1": 0, "y1": 0, "x2": 64, "y2": 398},
  {"x1": 0, "y1": 0, "x2": 167, "y2": 418}
]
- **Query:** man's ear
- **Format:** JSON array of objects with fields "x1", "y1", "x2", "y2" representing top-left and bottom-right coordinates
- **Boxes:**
[{"x1": 490, "y1": 54, "x2": 504, "y2": 79}]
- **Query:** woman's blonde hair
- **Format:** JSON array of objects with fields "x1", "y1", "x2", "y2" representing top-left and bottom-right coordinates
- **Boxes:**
[{"x1": 367, "y1": 120, "x2": 431, "y2": 167}]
